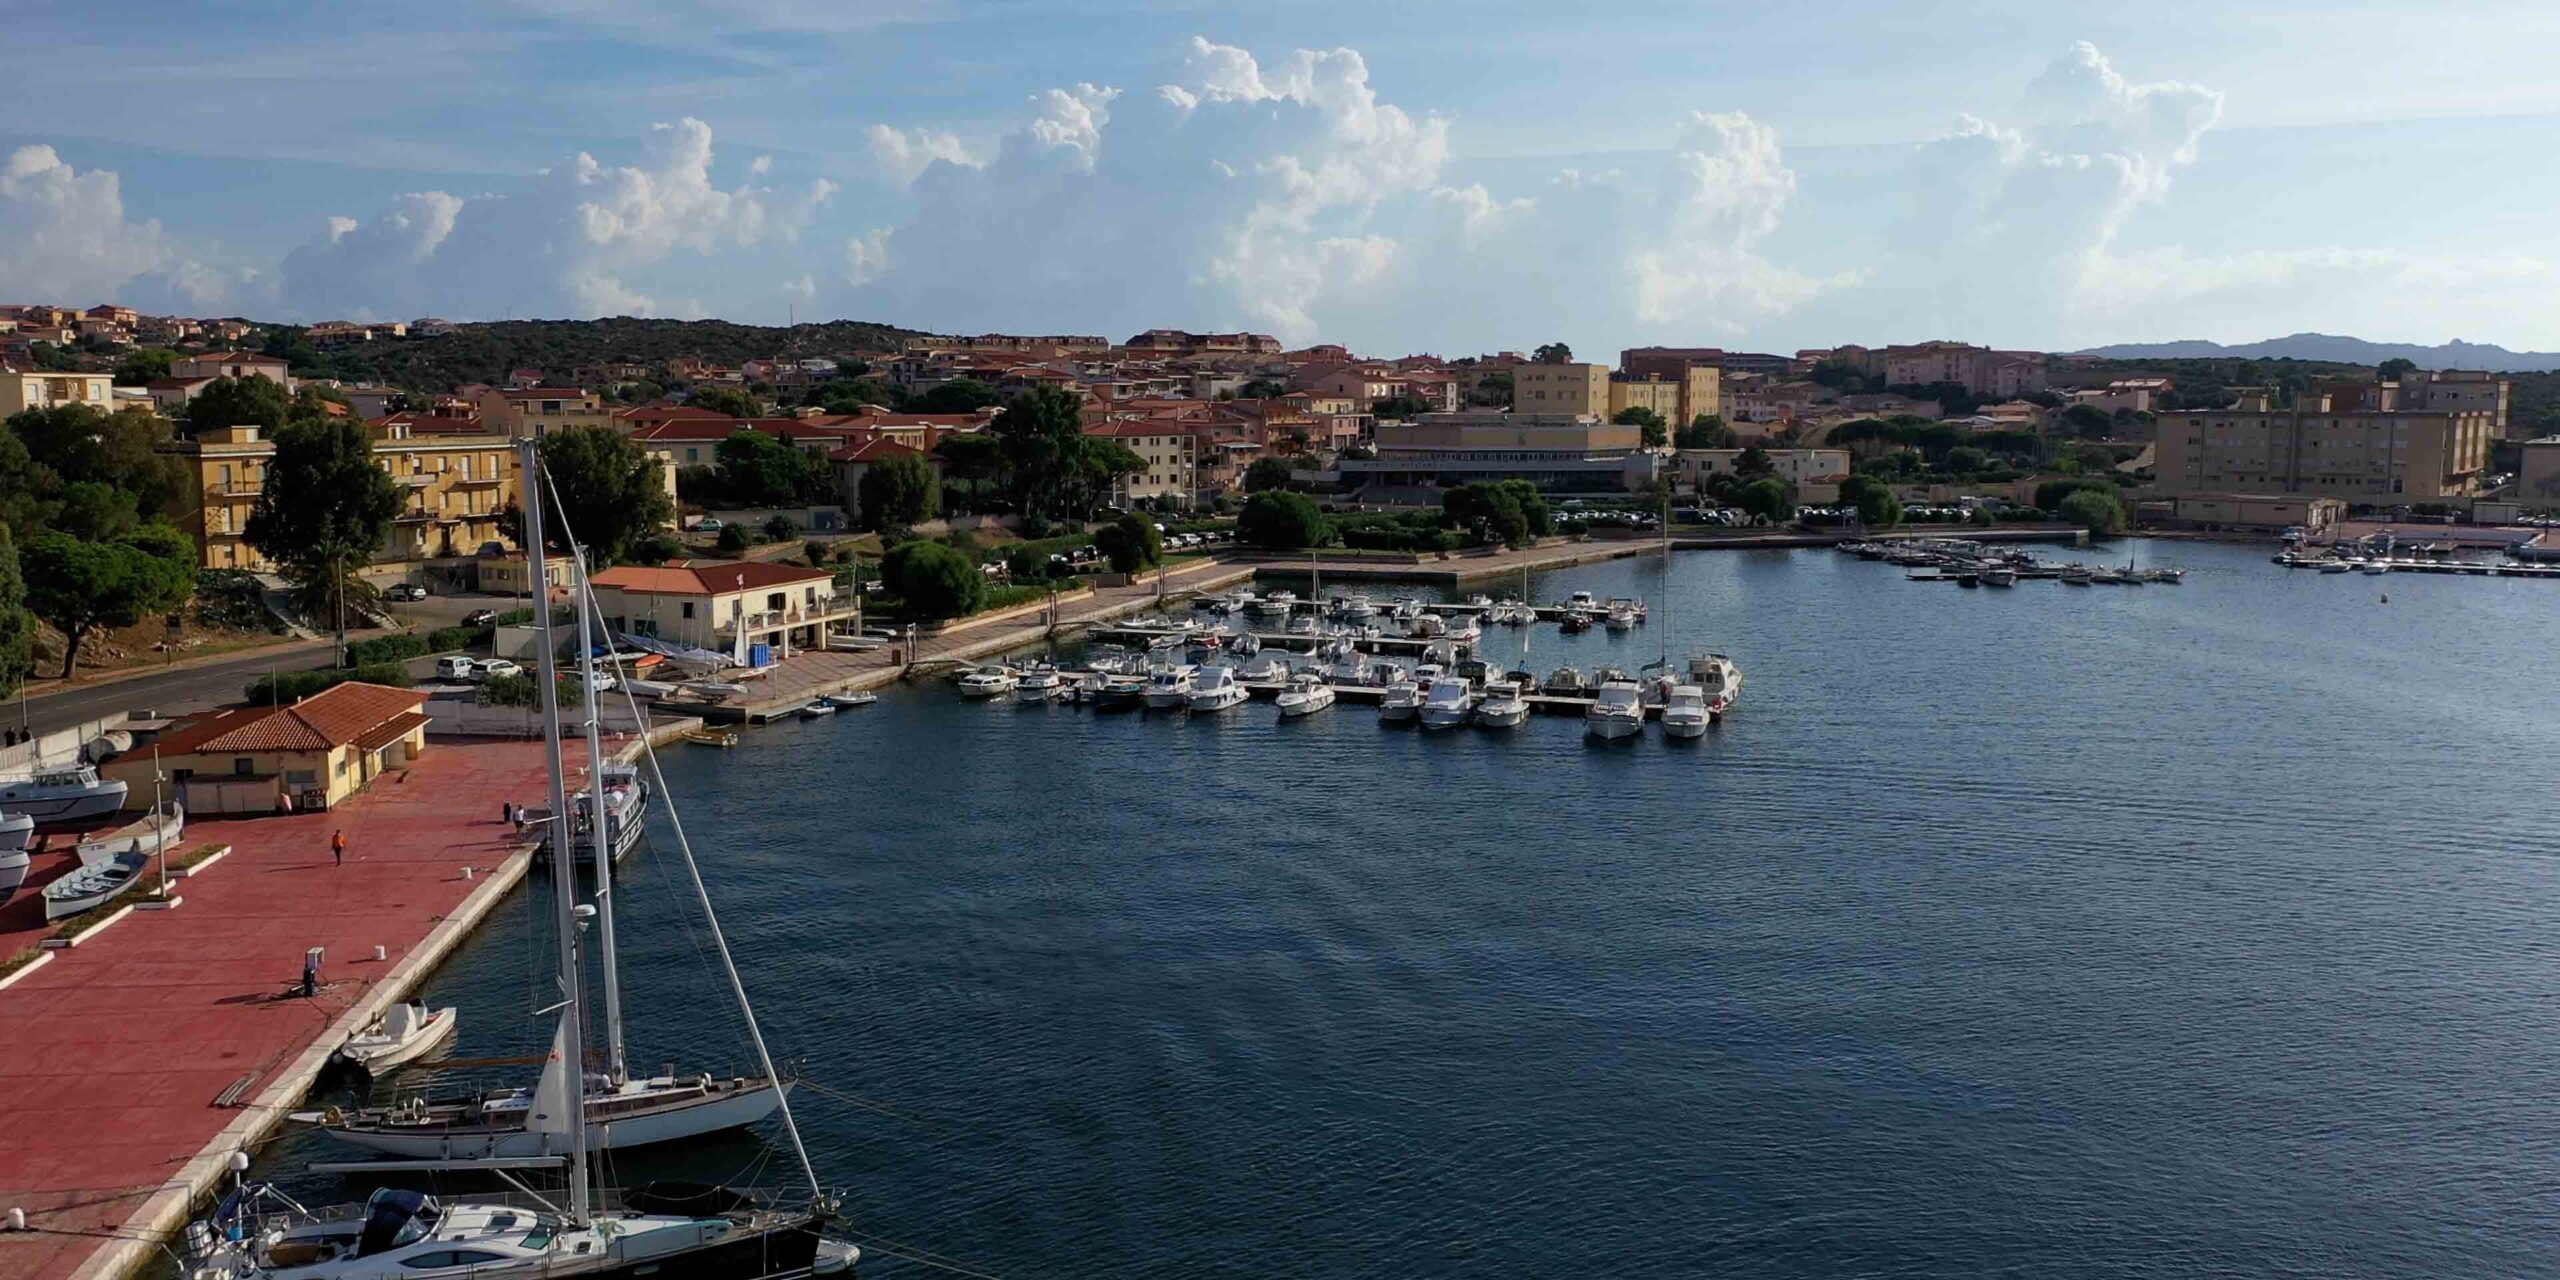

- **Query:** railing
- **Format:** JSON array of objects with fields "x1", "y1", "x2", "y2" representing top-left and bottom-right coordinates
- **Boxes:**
[
  {"x1": 205, "y1": 481, "x2": 261, "y2": 498},
  {"x1": 714, "y1": 600, "x2": 854, "y2": 637}
]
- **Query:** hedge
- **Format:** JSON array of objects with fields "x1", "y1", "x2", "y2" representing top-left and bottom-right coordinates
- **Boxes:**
[{"x1": 244, "y1": 663, "x2": 415, "y2": 705}]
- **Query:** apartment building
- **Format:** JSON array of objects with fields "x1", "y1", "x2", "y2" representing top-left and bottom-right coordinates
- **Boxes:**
[
  {"x1": 172, "y1": 351, "x2": 291, "y2": 384},
  {"x1": 1882, "y1": 341, "x2": 2047, "y2": 396},
  {"x1": 1513, "y1": 363, "x2": 1611, "y2": 416},
  {"x1": 2154, "y1": 392, "x2": 2493, "y2": 502},
  {"x1": 591, "y1": 559, "x2": 850, "y2": 660},
  {"x1": 475, "y1": 386, "x2": 612, "y2": 437},
  {"x1": 1086, "y1": 420, "x2": 1198, "y2": 507},
  {"x1": 2519, "y1": 436, "x2": 2560, "y2": 513},
  {"x1": 1674, "y1": 448, "x2": 1852, "y2": 491},
  {"x1": 179, "y1": 421, "x2": 518, "y2": 569},
  {"x1": 0, "y1": 366, "x2": 114, "y2": 415},
  {"x1": 1340, "y1": 411, "x2": 1643, "y2": 492}
]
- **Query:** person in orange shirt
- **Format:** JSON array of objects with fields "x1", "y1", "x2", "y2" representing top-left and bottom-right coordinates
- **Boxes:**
[{"x1": 331, "y1": 829, "x2": 347, "y2": 866}]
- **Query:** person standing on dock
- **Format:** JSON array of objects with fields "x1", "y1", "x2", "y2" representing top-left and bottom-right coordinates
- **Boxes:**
[{"x1": 331, "y1": 829, "x2": 346, "y2": 867}]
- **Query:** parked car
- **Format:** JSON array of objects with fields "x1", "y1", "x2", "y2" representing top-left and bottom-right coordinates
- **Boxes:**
[
  {"x1": 476, "y1": 659, "x2": 523, "y2": 681},
  {"x1": 695, "y1": 517, "x2": 724, "y2": 532},
  {"x1": 463, "y1": 608, "x2": 499, "y2": 626},
  {"x1": 386, "y1": 583, "x2": 428, "y2": 601},
  {"x1": 435, "y1": 655, "x2": 478, "y2": 681}
]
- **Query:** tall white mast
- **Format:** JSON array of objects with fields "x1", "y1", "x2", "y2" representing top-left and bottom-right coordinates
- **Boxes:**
[
  {"x1": 518, "y1": 440, "x2": 593, "y2": 1224},
  {"x1": 571, "y1": 546, "x2": 628, "y2": 1085}
]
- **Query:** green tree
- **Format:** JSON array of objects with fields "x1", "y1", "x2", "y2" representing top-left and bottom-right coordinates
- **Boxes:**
[
  {"x1": 1094, "y1": 512, "x2": 1163, "y2": 573},
  {"x1": 532, "y1": 427, "x2": 676, "y2": 565},
  {"x1": 183, "y1": 375, "x2": 295, "y2": 436},
  {"x1": 11, "y1": 404, "x2": 189, "y2": 518},
  {"x1": 1372, "y1": 394, "x2": 1431, "y2": 420},
  {"x1": 856, "y1": 450, "x2": 939, "y2": 532},
  {"x1": 1675, "y1": 414, "x2": 1736, "y2": 449},
  {"x1": 1738, "y1": 477, "x2": 1794, "y2": 524},
  {"x1": 0, "y1": 525, "x2": 33, "y2": 698},
  {"x1": 715, "y1": 429, "x2": 827, "y2": 506},
  {"x1": 21, "y1": 526, "x2": 196, "y2": 678},
  {"x1": 1495, "y1": 479, "x2": 1553, "y2": 537},
  {"x1": 989, "y1": 387, "x2": 1093, "y2": 522},
  {"x1": 2035, "y1": 477, "x2": 2114, "y2": 513},
  {"x1": 1734, "y1": 446, "x2": 1775, "y2": 479},
  {"x1": 716, "y1": 523, "x2": 753, "y2": 553},
  {"x1": 881, "y1": 539, "x2": 983, "y2": 619},
  {"x1": 1244, "y1": 456, "x2": 1297, "y2": 493},
  {"x1": 1612, "y1": 405, "x2": 1668, "y2": 447},
  {"x1": 53, "y1": 481, "x2": 139, "y2": 542},
  {"x1": 2378, "y1": 357, "x2": 2417, "y2": 381},
  {"x1": 1444, "y1": 482, "x2": 1531, "y2": 547},
  {"x1": 909, "y1": 378, "x2": 1000, "y2": 414},
  {"x1": 1468, "y1": 370, "x2": 1514, "y2": 407},
  {"x1": 1839, "y1": 474, "x2": 1902, "y2": 528},
  {"x1": 1074, "y1": 439, "x2": 1145, "y2": 518},
  {"x1": 1239, "y1": 378, "x2": 1289, "y2": 400},
  {"x1": 2058, "y1": 487, "x2": 2127, "y2": 536},
  {"x1": 1942, "y1": 446, "x2": 1990, "y2": 474},
  {"x1": 687, "y1": 386, "x2": 764, "y2": 418},
  {"x1": 1237, "y1": 491, "x2": 1330, "y2": 550},
  {"x1": 627, "y1": 532, "x2": 684, "y2": 564},
  {"x1": 932, "y1": 433, "x2": 1007, "y2": 512},
  {"x1": 1532, "y1": 342, "x2": 1574, "y2": 365},
  {"x1": 244, "y1": 418, "x2": 403, "y2": 662},
  {"x1": 2060, "y1": 403, "x2": 2113, "y2": 437},
  {"x1": 113, "y1": 348, "x2": 176, "y2": 386}
]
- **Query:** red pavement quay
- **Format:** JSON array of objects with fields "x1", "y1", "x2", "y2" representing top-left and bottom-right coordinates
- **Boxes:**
[{"x1": 0, "y1": 737, "x2": 605, "y2": 1280}]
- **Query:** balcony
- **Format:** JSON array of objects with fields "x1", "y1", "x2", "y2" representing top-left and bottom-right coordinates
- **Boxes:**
[
  {"x1": 714, "y1": 600, "x2": 854, "y2": 638},
  {"x1": 204, "y1": 481, "x2": 261, "y2": 501}
]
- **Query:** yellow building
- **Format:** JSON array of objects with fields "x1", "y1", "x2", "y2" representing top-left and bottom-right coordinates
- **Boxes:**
[
  {"x1": 1086, "y1": 421, "x2": 1199, "y2": 508},
  {"x1": 2519, "y1": 436, "x2": 2560, "y2": 513},
  {"x1": 2155, "y1": 396, "x2": 2493, "y2": 502},
  {"x1": 0, "y1": 366, "x2": 114, "y2": 415},
  {"x1": 476, "y1": 387, "x2": 613, "y2": 438},
  {"x1": 591, "y1": 559, "x2": 852, "y2": 658},
  {"x1": 178, "y1": 422, "x2": 519, "y2": 569},
  {"x1": 106, "y1": 682, "x2": 430, "y2": 815},
  {"x1": 1513, "y1": 363, "x2": 1610, "y2": 417},
  {"x1": 1607, "y1": 366, "x2": 1721, "y2": 427}
]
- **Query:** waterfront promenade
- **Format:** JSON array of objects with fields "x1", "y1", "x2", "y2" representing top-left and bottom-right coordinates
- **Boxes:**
[{"x1": 0, "y1": 740, "x2": 585, "y2": 1280}]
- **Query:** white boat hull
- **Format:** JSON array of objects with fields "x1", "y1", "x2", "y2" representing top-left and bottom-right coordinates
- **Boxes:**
[
  {"x1": 0, "y1": 812, "x2": 29, "y2": 852},
  {"x1": 336, "y1": 1005, "x2": 460, "y2": 1071},
  {"x1": 305, "y1": 1078, "x2": 790, "y2": 1160},
  {"x1": 0, "y1": 848, "x2": 28, "y2": 898},
  {"x1": 1661, "y1": 715, "x2": 1709, "y2": 739},
  {"x1": 1585, "y1": 715, "x2": 1643, "y2": 740},
  {"x1": 1419, "y1": 707, "x2": 1471, "y2": 730},
  {"x1": 1379, "y1": 700, "x2": 1420, "y2": 722},
  {"x1": 1187, "y1": 689, "x2": 1248, "y2": 712},
  {"x1": 1277, "y1": 693, "x2": 1334, "y2": 718},
  {"x1": 1474, "y1": 705, "x2": 1528, "y2": 728},
  {"x1": 0, "y1": 781, "x2": 127, "y2": 824},
  {"x1": 1144, "y1": 690, "x2": 1191, "y2": 709}
]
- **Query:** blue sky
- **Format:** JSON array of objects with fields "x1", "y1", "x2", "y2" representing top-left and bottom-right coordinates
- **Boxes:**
[{"x1": 6, "y1": 0, "x2": 2558, "y2": 356}]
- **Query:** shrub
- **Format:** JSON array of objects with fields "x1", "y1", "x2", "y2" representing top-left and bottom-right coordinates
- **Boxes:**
[
  {"x1": 2058, "y1": 487, "x2": 2127, "y2": 536},
  {"x1": 244, "y1": 662, "x2": 413, "y2": 705},
  {"x1": 715, "y1": 523, "x2": 753, "y2": 553},
  {"x1": 1094, "y1": 512, "x2": 1162, "y2": 573},
  {"x1": 1237, "y1": 491, "x2": 1330, "y2": 550},
  {"x1": 882, "y1": 541, "x2": 983, "y2": 619},
  {"x1": 426, "y1": 623, "x2": 493, "y2": 652},
  {"x1": 344, "y1": 634, "x2": 428, "y2": 666}
]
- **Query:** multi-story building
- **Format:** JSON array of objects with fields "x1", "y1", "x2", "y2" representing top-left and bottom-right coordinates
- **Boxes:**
[
  {"x1": 475, "y1": 386, "x2": 612, "y2": 437},
  {"x1": 1085, "y1": 420, "x2": 1198, "y2": 508},
  {"x1": 590, "y1": 559, "x2": 852, "y2": 660},
  {"x1": 177, "y1": 421, "x2": 519, "y2": 569},
  {"x1": 2154, "y1": 392, "x2": 2493, "y2": 502},
  {"x1": 1340, "y1": 411, "x2": 1644, "y2": 493},
  {"x1": 2518, "y1": 436, "x2": 2560, "y2": 513},
  {"x1": 172, "y1": 351, "x2": 291, "y2": 385},
  {"x1": 1881, "y1": 341, "x2": 2047, "y2": 396},
  {"x1": 0, "y1": 365, "x2": 114, "y2": 415},
  {"x1": 2400, "y1": 370, "x2": 2514, "y2": 437},
  {"x1": 1512, "y1": 363, "x2": 1611, "y2": 417},
  {"x1": 1608, "y1": 366, "x2": 1722, "y2": 426},
  {"x1": 1673, "y1": 448, "x2": 1851, "y2": 492}
]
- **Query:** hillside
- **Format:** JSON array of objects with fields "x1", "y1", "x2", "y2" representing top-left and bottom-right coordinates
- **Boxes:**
[
  {"x1": 270, "y1": 317, "x2": 928, "y2": 392},
  {"x1": 2074, "y1": 333, "x2": 2560, "y2": 374}
]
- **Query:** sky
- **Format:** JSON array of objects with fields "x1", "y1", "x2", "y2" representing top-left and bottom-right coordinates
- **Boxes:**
[{"x1": 6, "y1": 0, "x2": 2559, "y2": 357}]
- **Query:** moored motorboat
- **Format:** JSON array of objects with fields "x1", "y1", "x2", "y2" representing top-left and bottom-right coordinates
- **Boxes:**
[
  {"x1": 1185, "y1": 665, "x2": 1250, "y2": 713},
  {"x1": 1099, "y1": 671, "x2": 1149, "y2": 708},
  {"x1": 1378, "y1": 676, "x2": 1425, "y2": 723},
  {"x1": 1143, "y1": 664, "x2": 1199, "y2": 709},
  {"x1": 1418, "y1": 678, "x2": 1475, "y2": 730},
  {"x1": 955, "y1": 666, "x2": 1018, "y2": 698},
  {"x1": 1473, "y1": 679, "x2": 1529, "y2": 729},
  {"x1": 333, "y1": 1001, "x2": 459, "y2": 1073},
  {"x1": 797, "y1": 702, "x2": 834, "y2": 718},
  {"x1": 1275, "y1": 673, "x2": 1336, "y2": 718},
  {"x1": 1688, "y1": 652, "x2": 1743, "y2": 717},
  {"x1": 823, "y1": 691, "x2": 877, "y2": 708},
  {"x1": 1660, "y1": 685, "x2": 1710, "y2": 739},
  {"x1": 0, "y1": 763, "x2": 129, "y2": 824},
  {"x1": 1584, "y1": 679, "x2": 1645, "y2": 740},
  {"x1": 1542, "y1": 666, "x2": 1587, "y2": 696},
  {"x1": 1014, "y1": 664, "x2": 1067, "y2": 703}
]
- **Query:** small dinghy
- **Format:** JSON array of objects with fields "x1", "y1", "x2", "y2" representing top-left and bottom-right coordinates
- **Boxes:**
[
  {"x1": 43, "y1": 849, "x2": 150, "y2": 921},
  {"x1": 334, "y1": 1000, "x2": 459, "y2": 1072},
  {"x1": 74, "y1": 802, "x2": 185, "y2": 865},
  {"x1": 798, "y1": 702, "x2": 835, "y2": 718},
  {"x1": 823, "y1": 691, "x2": 877, "y2": 708}
]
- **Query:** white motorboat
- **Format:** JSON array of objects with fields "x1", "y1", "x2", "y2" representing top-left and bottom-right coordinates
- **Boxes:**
[
  {"x1": 621, "y1": 678, "x2": 679, "y2": 699},
  {"x1": 1378, "y1": 677, "x2": 1425, "y2": 723},
  {"x1": 1443, "y1": 613, "x2": 1483, "y2": 642},
  {"x1": 1015, "y1": 664, "x2": 1067, "y2": 702},
  {"x1": 1275, "y1": 674, "x2": 1336, "y2": 718},
  {"x1": 1144, "y1": 664, "x2": 1199, "y2": 709},
  {"x1": 1327, "y1": 655, "x2": 1375, "y2": 686},
  {"x1": 823, "y1": 691, "x2": 877, "y2": 708},
  {"x1": 333, "y1": 1001, "x2": 460, "y2": 1072},
  {"x1": 1239, "y1": 654, "x2": 1291, "y2": 682},
  {"x1": 1418, "y1": 679, "x2": 1475, "y2": 730},
  {"x1": 1981, "y1": 568, "x2": 2017, "y2": 587},
  {"x1": 1660, "y1": 685, "x2": 1711, "y2": 738},
  {"x1": 563, "y1": 764, "x2": 646, "y2": 864},
  {"x1": 43, "y1": 849, "x2": 150, "y2": 920},
  {"x1": 1462, "y1": 594, "x2": 1493, "y2": 610},
  {"x1": 1565, "y1": 591, "x2": 1598, "y2": 612},
  {"x1": 1688, "y1": 652, "x2": 1744, "y2": 716},
  {"x1": 1604, "y1": 605, "x2": 1637, "y2": 632},
  {"x1": 0, "y1": 764, "x2": 128, "y2": 824},
  {"x1": 1390, "y1": 597, "x2": 1424, "y2": 621},
  {"x1": 1473, "y1": 679, "x2": 1530, "y2": 729},
  {"x1": 955, "y1": 666, "x2": 1018, "y2": 698},
  {"x1": 1407, "y1": 612, "x2": 1446, "y2": 639},
  {"x1": 1333, "y1": 595, "x2": 1376, "y2": 621},
  {"x1": 797, "y1": 702, "x2": 834, "y2": 718},
  {"x1": 1185, "y1": 666, "x2": 1250, "y2": 712},
  {"x1": 2361, "y1": 561, "x2": 2391, "y2": 575},
  {"x1": 1252, "y1": 590, "x2": 1298, "y2": 618},
  {"x1": 1584, "y1": 679, "x2": 1645, "y2": 740},
  {"x1": 1288, "y1": 614, "x2": 1321, "y2": 636}
]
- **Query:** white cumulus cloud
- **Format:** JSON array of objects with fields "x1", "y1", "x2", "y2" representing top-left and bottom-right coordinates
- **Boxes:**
[
  {"x1": 0, "y1": 145, "x2": 169, "y2": 304},
  {"x1": 863, "y1": 125, "x2": 982, "y2": 186}
]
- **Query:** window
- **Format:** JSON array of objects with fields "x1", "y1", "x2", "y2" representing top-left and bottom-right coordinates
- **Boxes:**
[
  {"x1": 680, "y1": 602, "x2": 695, "y2": 619},
  {"x1": 233, "y1": 757, "x2": 254, "y2": 777},
  {"x1": 335, "y1": 755, "x2": 349, "y2": 777}
]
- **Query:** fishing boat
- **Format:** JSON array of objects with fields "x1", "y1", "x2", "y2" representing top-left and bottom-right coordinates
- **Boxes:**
[
  {"x1": 332, "y1": 1002, "x2": 459, "y2": 1073},
  {"x1": 197, "y1": 471, "x2": 855, "y2": 1275},
  {"x1": 681, "y1": 728, "x2": 740, "y2": 748},
  {"x1": 73, "y1": 800, "x2": 184, "y2": 865},
  {"x1": 0, "y1": 763, "x2": 128, "y2": 824},
  {"x1": 1143, "y1": 664, "x2": 1199, "y2": 709},
  {"x1": 295, "y1": 512, "x2": 790, "y2": 1167},
  {"x1": 1275, "y1": 673, "x2": 1336, "y2": 719},
  {"x1": 1583, "y1": 679, "x2": 1645, "y2": 740},
  {"x1": 1185, "y1": 666, "x2": 1250, "y2": 713},
  {"x1": 1418, "y1": 678, "x2": 1475, "y2": 730},
  {"x1": 1660, "y1": 686, "x2": 1710, "y2": 739},
  {"x1": 1378, "y1": 675, "x2": 1426, "y2": 723},
  {"x1": 1473, "y1": 679, "x2": 1530, "y2": 729}
]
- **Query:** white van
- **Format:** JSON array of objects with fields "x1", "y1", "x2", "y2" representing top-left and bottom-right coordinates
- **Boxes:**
[{"x1": 435, "y1": 655, "x2": 477, "y2": 681}]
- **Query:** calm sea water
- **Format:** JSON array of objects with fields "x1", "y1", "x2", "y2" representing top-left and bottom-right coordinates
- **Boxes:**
[{"x1": 271, "y1": 540, "x2": 2560, "y2": 1278}]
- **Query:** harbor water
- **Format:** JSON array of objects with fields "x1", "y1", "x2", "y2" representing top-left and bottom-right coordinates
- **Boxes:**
[{"x1": 270, "y1": 539, "x2": 2560, "y2": 1277}]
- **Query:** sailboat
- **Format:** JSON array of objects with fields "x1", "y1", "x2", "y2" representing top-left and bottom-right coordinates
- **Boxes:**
[
  {"x1": 191, "y1": 439, "x2": 851, "y2": 1280},
  {"x1": 294, "y1": 480, "x2": 786, "y2": 1164}
]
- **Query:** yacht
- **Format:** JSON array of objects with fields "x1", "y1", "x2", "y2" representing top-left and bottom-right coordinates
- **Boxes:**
[
  {"x1": 1566, "y1": 591, "x2": 1599, "y2": 611},
  {"x1": 1327, "y1": 654, "x2": 1376, "y2": 686},
  {"x1": 1473, "y1": 679, "x2": 1530, "y2": 729},
  {"x1": 955, "y1": 666, "x2": 1018, "y2": 698},
  {"x1": 1185, "y1": 666, "x2": 1250, "y2": 713},
  {"x1": 1584, "y1": 678, "x2": 1645, "y2": 740},
  {"x1": 1660, "y1": 685, "x2": 1711, "y2": 739},
  {"x1": 1144, "y1": 664, "x2": 1199, "y2": 709},
  {"x1": 1407, "y1": 612, "x2": 1447, "y2": 639},
  {"x1": 1238, "y1": 653, "x2": 1291, "y2": 683},
  {"x1": 1418, "y1": 678, "x2": 1476, "y2": 730},
  {"x1": 0, "y1": 763, "x2": 128, "y2": 824},
  {"x1": 1493, "y1": 599, "x2": 1531, "y2": 626},
  {"x1": 1603, "y1": 604, "x2": 1637, "y2": 632},
  {"x1": 1378, "y1": 675, "x2": 1426, "y2": 723},
  {"x1": 1443, "y1": 613, "x2": 1483, "y2": 642},
  {"x1": 1688, "y1": 653, "x2": 1744, "y2": 716},
  {"x1": 1014, "y1": 664, "x2": 1067, "y2": 702},
  {"x1": 1275, "y1": 674, "x2": 1336, "y2": 718},
  {"x1": 563, "y1": 763, "x2": 648, "y2": 864}
]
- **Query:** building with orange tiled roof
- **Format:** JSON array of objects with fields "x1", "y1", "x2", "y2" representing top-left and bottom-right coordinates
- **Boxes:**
[
  {"x1": 589, "y1": 559, "x2": 852, "y2": 660},
  {"x1": 102, "y1": 682, "x2": 431, "y2": 814}
]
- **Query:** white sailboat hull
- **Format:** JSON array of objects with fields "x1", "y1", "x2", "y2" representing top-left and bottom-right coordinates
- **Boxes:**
[{"x1": 306, "y1": 1078, "x2": 790, "y2": 1160}]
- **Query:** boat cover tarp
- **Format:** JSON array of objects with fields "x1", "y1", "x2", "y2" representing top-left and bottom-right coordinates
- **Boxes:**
[{"x1": 611, "y1": 631, "x2": 731, "y2": 669}]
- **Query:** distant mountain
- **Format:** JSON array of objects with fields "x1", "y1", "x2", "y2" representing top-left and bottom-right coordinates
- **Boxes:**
[{"x1": 2072, "y1": 333, "x2": 2560, "y2": 374}]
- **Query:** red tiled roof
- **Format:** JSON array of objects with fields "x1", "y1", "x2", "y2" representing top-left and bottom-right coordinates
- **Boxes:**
[
  {"x1": 827, "y1": 437, "x2": 923, "y2": 464},
  {"x1": 352, "y1": 711, "x2": 433, "y2": 752},
  {"x1": 158, "y1": 682, "x2": 428, "y2": 756},
  {"x1": 591, "y1": 559, "x2": 834, "y2": 597}
]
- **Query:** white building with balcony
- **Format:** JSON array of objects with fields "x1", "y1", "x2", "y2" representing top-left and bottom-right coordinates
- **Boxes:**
[{"x1": 590, "y1": 559, "x2": 851, "y2": 663}]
